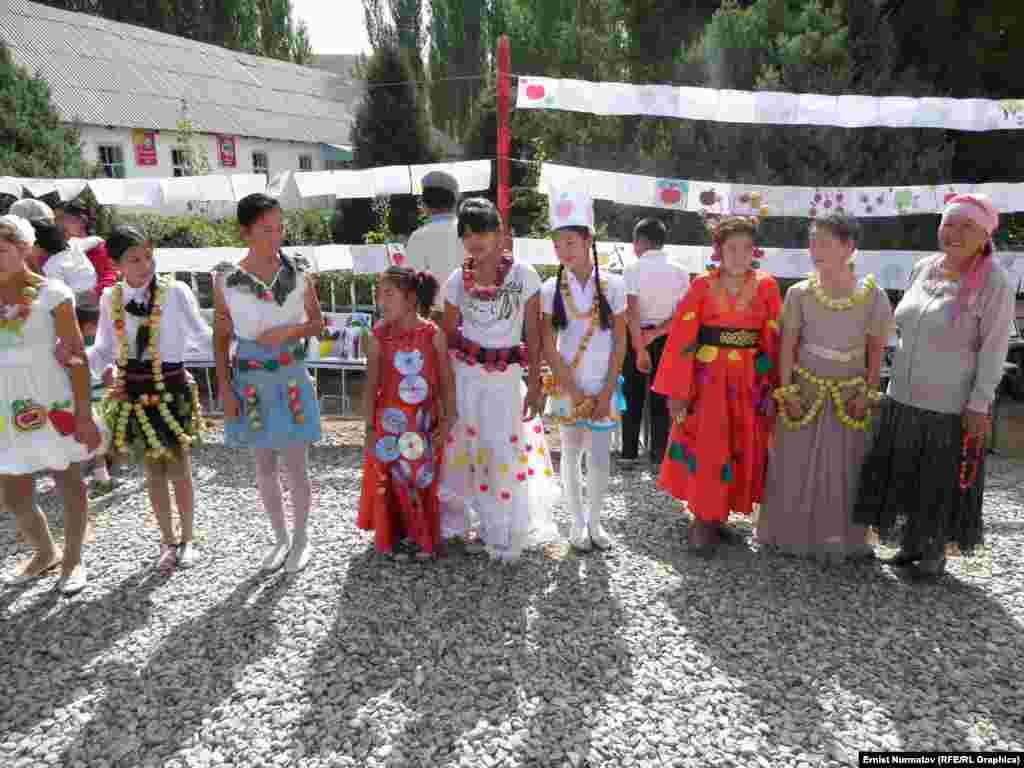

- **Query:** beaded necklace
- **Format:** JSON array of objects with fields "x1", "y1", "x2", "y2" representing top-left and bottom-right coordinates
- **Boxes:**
[
  {"x1": 543, "y1": 274, "x2": 607, "y2": 421},
  {"x1": 807, "y1": 272, "x2": 877, "y2": 311},
  {"x1": 462, "y1": 253, "x2": 513, "y2": 301},
  {"x1": 109, "y1": 276, "x2": 198, "y2": 459}
]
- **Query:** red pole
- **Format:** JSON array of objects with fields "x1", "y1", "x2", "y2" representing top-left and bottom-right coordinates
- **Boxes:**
[{"x1": 497, "y1": 35, "x2": 511, "y2": 242}]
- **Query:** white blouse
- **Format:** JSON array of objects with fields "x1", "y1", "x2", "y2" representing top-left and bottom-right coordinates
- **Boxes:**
[
  {"x1": 88, "y1": 280, "x2": 212, "y2": 377},
  {"x1": 218, "y1": 258, "x2": 311, "y2": 341},
  {"x1": 541, "y1": 269, "x2": 626, "y2": 392}
]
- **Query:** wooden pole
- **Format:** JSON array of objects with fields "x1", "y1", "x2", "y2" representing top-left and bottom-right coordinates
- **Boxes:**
[{"x1": 497, "y1": 35, "x2": 511, "y2": 242}]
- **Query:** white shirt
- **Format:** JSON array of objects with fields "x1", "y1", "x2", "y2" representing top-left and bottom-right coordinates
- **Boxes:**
[
  {"x1": 88, "y1": 280, "x2": 212, "y2": 377},
  {"x1": 219, "y1": 263, "x2": 311, "y2": 340},
  {"x1": 42, "y1": 244, "x2": 97, "y2": 298},
  {"x1": 622, "y1": 249, "x2": 690, "y2": 326},
  {"x1": 405, "y1": 214, "x2": 464, "y2": 310},
  {"x1": 444, "y1": 260, "x2": 541, "y2": 348},
  {"x1": 541, "y1": 269, "x2": 626, "y2": 392}
]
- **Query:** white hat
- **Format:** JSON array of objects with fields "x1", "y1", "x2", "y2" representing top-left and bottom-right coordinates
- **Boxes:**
[
  {"x1": 9, "y1": 198, "x2": 55, "y2": 223},
  {"x1": 549, "y1": 188, "x2": 595, "y2": 234},
  {"x1": 0, "y1": 214, "x2": 36, "y2": 246}
]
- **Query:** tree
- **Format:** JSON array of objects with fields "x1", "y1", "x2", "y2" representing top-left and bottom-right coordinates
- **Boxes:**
[
  {"x1": 351, "y1": 43, "x2": 438, "y2": 236},
  {"x1": 0, "y1": 42, "x2": 93, "y2": 179}
]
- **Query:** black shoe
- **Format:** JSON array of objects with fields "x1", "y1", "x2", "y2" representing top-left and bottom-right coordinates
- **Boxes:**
[{"x1": 884, "y1": 550, "x2": 924, "y2": 567}]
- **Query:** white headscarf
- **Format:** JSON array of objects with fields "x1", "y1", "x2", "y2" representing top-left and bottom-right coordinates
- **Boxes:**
[{"x1": 0, "y1": 214, "x2": 37, "y2": 246}]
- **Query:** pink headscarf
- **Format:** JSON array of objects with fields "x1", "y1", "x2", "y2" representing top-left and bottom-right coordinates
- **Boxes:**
[{"x1": 940, "y1": 194, "x2": 998, "y2": 325}]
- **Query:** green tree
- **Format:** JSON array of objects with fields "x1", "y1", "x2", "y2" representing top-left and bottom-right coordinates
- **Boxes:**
[
  {"x1": 351, "y1": 43, "x2": 437, "y2": 236},
  {"x1": 0, "y1": 42, "x2": 93, "y2": 179}
]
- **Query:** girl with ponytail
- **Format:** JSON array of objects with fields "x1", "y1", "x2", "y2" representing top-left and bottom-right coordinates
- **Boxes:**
[
  {"x1": 541, "y1": 190, "x2": 627, "y2": 552},
  {"x1": 358, "y1": 266, "x2": 455, "y2": 560}
]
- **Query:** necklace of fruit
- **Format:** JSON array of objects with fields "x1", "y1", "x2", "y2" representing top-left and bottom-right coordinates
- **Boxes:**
[
  {"x1": 108, "y1": 276, "x2": 198, "y2": 459},
  {"x1": 0, "y1": 284, "x2": 37, "y2": 336},
  {"x1": 463, "y1": 251, "x2": 513, "y2": 300}
]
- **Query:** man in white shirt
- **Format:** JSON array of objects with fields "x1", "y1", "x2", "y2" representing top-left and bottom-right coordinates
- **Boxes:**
[
  {"x1": 405, "y1": 170, "x2": 463, "y2": 321},
  {"x1": 621, "y1": 218, "x2": 690, "y2": 467},
  {"x1": 11, "y1": 198, "x2": 98, "y2": 304}
]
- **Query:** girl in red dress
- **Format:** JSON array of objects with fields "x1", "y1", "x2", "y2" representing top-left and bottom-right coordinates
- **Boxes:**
[
  {"x1": 653, "y1": 216, "x2": 782, "y2": 552},
  {"x1": 358, "y1": 267, "x2": 455, "y2": 560}
]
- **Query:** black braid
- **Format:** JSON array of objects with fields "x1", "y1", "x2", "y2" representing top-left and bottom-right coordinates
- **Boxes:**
[
  {"x1": 551, "y1": 264, "x2": 568, "y2": 330},
  {"x1": 592, "y1": 241, "x2": 612, "y2": 330}
]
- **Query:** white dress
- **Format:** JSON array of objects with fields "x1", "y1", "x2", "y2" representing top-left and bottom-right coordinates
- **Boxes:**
[
  {"x1": 439, "y1": 260, "x2": 560, "y2": 560},
  {"x1": 0, "y1": 279, "x2": 103, "y2": 473}
]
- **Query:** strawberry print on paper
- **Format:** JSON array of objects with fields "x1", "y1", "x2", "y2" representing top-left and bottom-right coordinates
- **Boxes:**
[{"x1": 654, "y1": 179, "x2": 688, "y2": 210}]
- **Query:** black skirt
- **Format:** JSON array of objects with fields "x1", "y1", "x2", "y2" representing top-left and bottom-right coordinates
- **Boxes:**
[
  {"x1": 853, "y1": 399, "x2": 985, "y2": 555},
  {"x1": 100, "y1": 361, "x2": 202, "y2": 462}
]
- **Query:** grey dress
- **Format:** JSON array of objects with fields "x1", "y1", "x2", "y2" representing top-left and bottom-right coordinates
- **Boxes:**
[{"x1": 757, "y1": 278, "x2": 893, "y2": 562}]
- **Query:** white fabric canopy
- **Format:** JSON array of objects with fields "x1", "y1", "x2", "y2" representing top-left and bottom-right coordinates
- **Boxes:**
[{"x1": 517, "y1": 75, "x2": 1024, "y2": 132}]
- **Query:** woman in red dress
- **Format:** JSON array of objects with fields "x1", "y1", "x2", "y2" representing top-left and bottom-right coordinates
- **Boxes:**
[
  {"x1": 653, "y1": 216, "x2": 782, "y2": 551},
  {"x1": 358, "y1": 267, "x2": 455, "y2": 560}
]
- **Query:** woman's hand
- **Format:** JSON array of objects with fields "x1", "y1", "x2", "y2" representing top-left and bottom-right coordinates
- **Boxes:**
[
  {"x1": 963, "y1": 409, "x2": 992, "y2": 439},
  {"x1": 222, "y1": 387, "x2": 241, "y2": 422},
  {"x1": 592, "y1": 391, "x2": 612, "y2": 421},
  {"x1": 668, "y1": 398, "x2": 688, "y2": 425},
  {"x1": 432, "y1": 419, "x2": 448, "y2": 457},
  {"x1": 636, "y1": 347, "x2": 653, "y2": 374},
  {"x1": 102, "y1": 365, "x2": 115, "y2": 387},
  {"x1": 846, "y1": 393, "x2": 868, "y2": 421},
  {"x1": 364, "y1": 425, "x2": 376, "y2": 456},
  {"x1": 255, "y1": 326, "x2": 295, "y2": 348},
  {"x1": 523, "y1": 379, "x2": 544, "y2": 421},
  {"x1": 784, "y1": 393, "x2": 804, "y2": 422},
  {"x1": 75, "y1": 414, "x2": 102, "y2": 453}
]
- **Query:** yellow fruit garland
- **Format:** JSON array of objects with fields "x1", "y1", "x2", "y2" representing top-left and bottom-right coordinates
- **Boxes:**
[
  {"x1": 108, "y1": 277, "x2": 202, "y2": 460},
  {"x1": 772, "y1": 366, "x2": 883, "y2": 432},
  {"x1": 541, "y1": 277, "x2": 607, "y2": 423},
  {"x1": 807, "y1": 272, "x2": 877, "y2": 311}
]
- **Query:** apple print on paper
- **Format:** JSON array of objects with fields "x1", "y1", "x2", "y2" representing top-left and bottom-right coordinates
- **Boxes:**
[
  {"x1": 522, "y1": 79, "x2": 556, "y2": 107},
  {"x1": 808, "y1": 190, "x2": 846, "y2": 219},
  {"x1": 858, "y1": 191, "x2": 889, "y2": 216},
  {"x1": 389, "y1": 245, "x2": 406, "y2": 266},
  {"x1": 733, "y1": 190, "x2": 768, "y2": 217},
  {"x1": 654, "y1": 179, "x2": 688, "y2": 209}
]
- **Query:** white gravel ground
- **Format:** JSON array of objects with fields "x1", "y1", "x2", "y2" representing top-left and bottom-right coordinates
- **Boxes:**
[{"x1": 1, "y1": 425, "x2": 1023, "y2": 768}]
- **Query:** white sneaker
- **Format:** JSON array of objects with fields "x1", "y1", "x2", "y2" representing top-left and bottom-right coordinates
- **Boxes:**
[
  {"x1": 284, "y1": 536, "x2": 311, "y2": 573},
  {"x1": 261, "y1": 541, "x2": 291, "y2": 572},
  {"x1": 590, "y1": 524, "x2": 612, "y2": 551},
  {"x1": 177, "y1": 542, "x2": 198, "y2": 569},
  {"x1": 569, "y1": 527, "x2": 592, "y2": 552},
  {"x1": 57, "y1": 566, "x2": 87, "y2": 595}
]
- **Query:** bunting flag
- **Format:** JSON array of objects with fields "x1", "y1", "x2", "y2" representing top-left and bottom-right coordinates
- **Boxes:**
[
  {"x1": 539, "y1": 163, "x2": 1024, "y2": 217},
  {"x1": 517, "y1": 75, "x2": 1024, "y2": 132}
]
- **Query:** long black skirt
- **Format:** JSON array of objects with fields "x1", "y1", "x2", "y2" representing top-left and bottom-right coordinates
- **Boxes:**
[{"x1": 853, "y1": 399, "x2": 985, "y2": 555}]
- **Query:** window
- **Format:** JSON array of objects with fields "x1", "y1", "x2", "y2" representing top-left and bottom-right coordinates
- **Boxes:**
[
  {"x1": 172, "y1": 149, "x2": 189, "y2": 177},
  {"x1": 252, "y1": 151, "x2": 269, "y2": 176},
  {"x1": 298, "y1": 154, "x2": 313, "y2": 171},
  {"x1": 98, "y1": 145, "x2": 125, "y2": 178}
]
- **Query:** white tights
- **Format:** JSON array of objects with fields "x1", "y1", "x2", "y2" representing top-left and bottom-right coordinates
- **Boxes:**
[
  {"x1": 254, "y1": 445, "x2": 311, "y2": 541},
  {"x1": 560, "y1": 426, "x2": 611, "y2": 533}
]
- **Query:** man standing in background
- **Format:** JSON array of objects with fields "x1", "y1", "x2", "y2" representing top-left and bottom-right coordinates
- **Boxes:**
[
  {"x1": 405, "y1": 170, "x2": 463, "y2": 323},
  {"x1": 620, "y1": 218, "x2": 690, "y2": 469}
]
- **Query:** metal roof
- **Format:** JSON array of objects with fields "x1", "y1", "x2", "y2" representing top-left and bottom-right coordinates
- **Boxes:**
[{"x1": 0, "y1": 0, "x2": 360, "y2": 145}]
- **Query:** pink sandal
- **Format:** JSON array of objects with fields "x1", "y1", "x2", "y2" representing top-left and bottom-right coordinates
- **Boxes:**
[{"x1": 157, "y1": 544, "x2": 177, "y2": 575}]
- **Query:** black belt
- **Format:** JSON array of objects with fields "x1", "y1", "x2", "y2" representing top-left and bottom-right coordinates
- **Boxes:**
[
  {"x1": 697, "y1": 326, "x2": 760, "y2": 348},
  {"x1": 122, "y1": 360, "x2": 186, "y2": 380}
]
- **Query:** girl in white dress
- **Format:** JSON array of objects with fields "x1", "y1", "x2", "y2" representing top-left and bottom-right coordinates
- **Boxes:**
[
  {"x1": 439, "y1": 198, "x2": 559, "y2": 561},
  {"x1": 0, "y1": 215, "x2": 103, "y2": 595},
  {"x1": 540, "y1": 190, "x2": 627, "y2": 552},
  {"x1": 215, "y1": 194, "x2": 323, "y2": 574}
]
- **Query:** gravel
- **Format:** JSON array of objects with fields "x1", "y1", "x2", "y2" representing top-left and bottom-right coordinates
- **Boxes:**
[{"x1": 2, "y1": 422, "x2": 1023, "y2": 768}]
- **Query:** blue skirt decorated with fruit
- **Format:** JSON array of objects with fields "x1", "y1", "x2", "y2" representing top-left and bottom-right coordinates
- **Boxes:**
[{"x1": 225, "y1": 339, "x2": 321, "y2": 450}]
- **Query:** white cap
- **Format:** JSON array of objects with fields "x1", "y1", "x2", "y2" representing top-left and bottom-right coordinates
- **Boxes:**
[
  {"x1": 549, "y1": 188, "x2": 595, "y2": 234},
  {"x1": 9, "y1": 198, "x2": 55, "y2": 223},
  {"x1": 0, "y1": 214, "x2": 36, "y2": 246}
]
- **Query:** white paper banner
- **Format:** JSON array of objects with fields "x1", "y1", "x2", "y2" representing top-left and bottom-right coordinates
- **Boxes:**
[
  {"x1": 518, "y1": 76, "x2": 1024, "y2": 132},
  {"x1": 540, "y1": 163, "x2": 1024, "y2": 217},
  {"x1": 410, "y1": 161, "x2": 492, "y2": 195}
]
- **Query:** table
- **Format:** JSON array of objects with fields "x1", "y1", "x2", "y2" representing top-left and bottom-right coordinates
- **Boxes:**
[{"x1": 308, "y1": 360, "x2": 367, "y2": 415}]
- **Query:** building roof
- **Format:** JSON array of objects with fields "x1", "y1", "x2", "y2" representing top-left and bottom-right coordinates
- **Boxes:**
[{"x1": 0, "y1": 0, "x2": 361, "y2": 145}]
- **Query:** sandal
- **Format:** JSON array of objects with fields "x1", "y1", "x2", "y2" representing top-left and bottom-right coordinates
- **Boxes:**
[{"x1": 4, "y1": 553, "x2": 63, "y2": 585}]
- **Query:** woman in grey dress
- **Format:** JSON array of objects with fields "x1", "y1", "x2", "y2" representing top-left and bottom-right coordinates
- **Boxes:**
[{"x1": 757, "y1": 214, "x2": 892, "y2": 562}]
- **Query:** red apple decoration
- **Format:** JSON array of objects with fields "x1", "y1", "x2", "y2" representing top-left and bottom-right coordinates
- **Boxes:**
[{"x1": 526, "y1": 84, "x2": 545, "y2": 100}]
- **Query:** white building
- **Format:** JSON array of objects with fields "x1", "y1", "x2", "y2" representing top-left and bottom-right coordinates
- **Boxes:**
[{"x1": 1, "y1": 0, "x2": 359, "y2": 186}]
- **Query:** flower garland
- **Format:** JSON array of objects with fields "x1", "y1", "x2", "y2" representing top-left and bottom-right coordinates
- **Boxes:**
[
  {"x1": 807, "y1": 272, "x2": 877, "y2": 311},
  {"x1": 462, "y1": 253, "x2": 513, "y2": 300},
  {"x1": 0, "y1": 285, "x2": 38, "y2": 336},
  {"x1": 772, "y1": 366, "x2": 883, "y2": 432},
  {"x1": 109, "y1": 276, "x2": 199, "y2": 460}
]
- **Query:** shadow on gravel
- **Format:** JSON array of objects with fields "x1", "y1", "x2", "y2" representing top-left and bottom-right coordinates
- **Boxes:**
[
  {"x1": 659, "y1": 550, "x2": 1024, "y2": 756},
  {"x1": 55, "y1": 571, "x2": 291, "y2": 766},
  {"x1": 291, "y1": 544, "x2": 633, "y2": 767},
  {"x1": 0, "y1": 570, "x2": 161, "y2": 743},
  {"x1": 192, "y1": 443, "x2": 365, "y2": 492}
]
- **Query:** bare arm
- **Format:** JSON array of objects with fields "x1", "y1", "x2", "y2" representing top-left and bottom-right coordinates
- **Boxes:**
[
  {"x1": 524, "y1": 293, "x2": 542, "y2": 391},
  {"x1": 432, "y1": 327, "x2": 455, "y2": 422},
  {"x1": 53, "y1": 299, "x2": 93, "y2": 419},
  {"x1": 213, "y1": 276, "x2": 238, "y2": 418},
  {"x1": 363, "y1": 334, "x2": 380, "y2": 429},
  {"x1": 626, "y1": 295, "x2": 645, "y2": 350},
  {"x1": 601, "y1": 311, "x2": 627, "y2": 399},
  {"x1": 540, "y1": 313, "x2": 580, "y2": 399},
  {"x1": 865, "y1": 334, "x2": 884, "y2": 391},
  {"x1": 443, "y1": 300, "x2": 460, "y2": 338}
]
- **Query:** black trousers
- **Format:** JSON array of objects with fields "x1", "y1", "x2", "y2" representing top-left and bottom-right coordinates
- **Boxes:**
[{"x1": 621, "y1": 334, "x2": 669, "y2": 464}]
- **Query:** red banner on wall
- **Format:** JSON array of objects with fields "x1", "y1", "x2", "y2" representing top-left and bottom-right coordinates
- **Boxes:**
[
  {"x1": 133, "y1": 129, "x2": 158, "y2": 166},
  {"x1": 217, "y1": 135, "x2": 237, "y2": 167}
]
